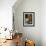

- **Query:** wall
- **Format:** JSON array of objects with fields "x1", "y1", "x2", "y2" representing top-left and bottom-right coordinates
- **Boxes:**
[
  {"x1": 41, "y1": 0, "x2": 46, "y2": 46},
  {"x1": 0, "y1": 0, "x2": 16, "y2": 30},
  {"x1": 13, "y1": 0, "x2": 41, "y2": 46}
]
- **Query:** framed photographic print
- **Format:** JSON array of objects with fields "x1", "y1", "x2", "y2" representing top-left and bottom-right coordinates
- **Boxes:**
[
  {"x1": 13, "y1": 13, "x2": 15, "y2": 31},
  {"x1": 23, "y1": 12, "x2": 35, "y2": 27}
]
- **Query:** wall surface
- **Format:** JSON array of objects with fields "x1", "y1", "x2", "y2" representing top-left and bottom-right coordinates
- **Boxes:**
[
  {"x1": 41, "y1": 0, "x2": 46, "y2": 46},
  {"x1": 0, "y1": 0, "x2": 16, "y2": 29},
  {"x1": 13, "y1": 0, "x2": 41, "y2": 46}
]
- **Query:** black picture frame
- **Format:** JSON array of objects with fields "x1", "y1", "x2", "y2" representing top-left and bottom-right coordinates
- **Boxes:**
[{"x1": 23, "y1": 12, "x2": 35, "y2": 27}]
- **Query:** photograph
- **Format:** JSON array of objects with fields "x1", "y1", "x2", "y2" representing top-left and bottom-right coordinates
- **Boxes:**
[{"x1": 23, "y1": 12, "x2": 35, "y2": 27}]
